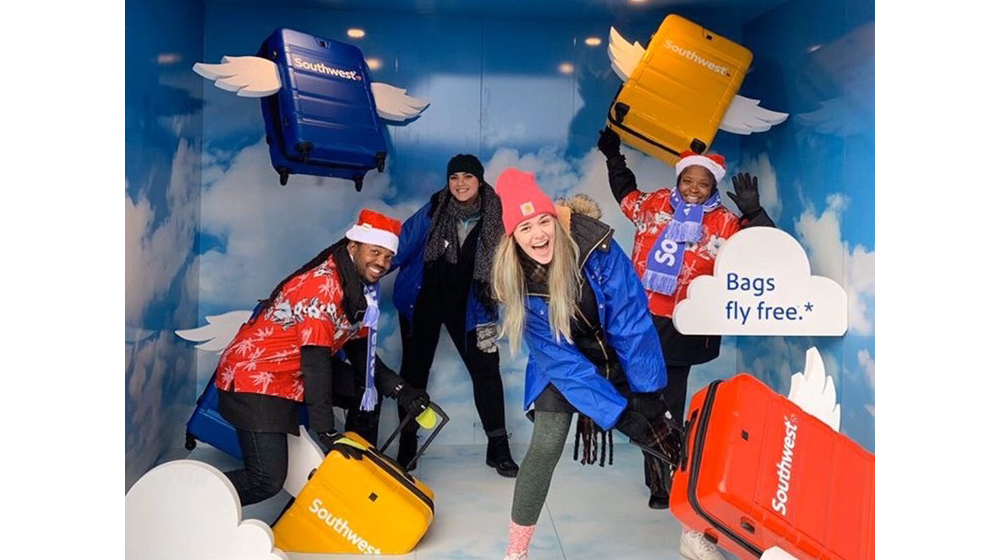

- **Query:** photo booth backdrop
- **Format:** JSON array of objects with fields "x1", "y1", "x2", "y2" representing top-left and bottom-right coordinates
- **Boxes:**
[{"x1": 124, "y1": 0, "x2": 874, "y2": 490}]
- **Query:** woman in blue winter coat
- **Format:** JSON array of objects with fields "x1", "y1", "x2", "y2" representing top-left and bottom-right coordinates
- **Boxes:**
[
  {"x1": 391, "y1": 154, "x2": 518, "y2": 476},
  {"x1": 490, "y1": 167, "x2": 680, "y2": 560}
]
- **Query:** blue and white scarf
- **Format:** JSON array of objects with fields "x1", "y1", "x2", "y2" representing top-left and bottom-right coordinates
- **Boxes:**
[
  {"x1": 642, "y1": 189, "x2": 721, "y2": 295},
  {"x1": 359, "y1": 283, "x2": 381, "y2": 411}
]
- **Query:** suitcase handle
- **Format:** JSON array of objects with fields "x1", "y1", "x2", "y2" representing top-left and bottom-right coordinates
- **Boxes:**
[
  {"x1": 679, "y1": 408, "x2": 699, "y2": 473},
  {"x1": 378, "y1": 401, "x2": 450, "y2": 471}
]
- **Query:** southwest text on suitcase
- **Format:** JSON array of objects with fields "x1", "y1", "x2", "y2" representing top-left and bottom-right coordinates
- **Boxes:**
[
  {"x1": 663, "y1": 39, "x2": 731, "y2": 77},
  {"x1": 309, "y1": 498, "x2": 381, "y2": 554},
  {"x1": 292, "y1": 57, "x2": 364, "y2": 82},
  {"x1": 771, "y1": 415, "x2": 798, "y2": 516}
]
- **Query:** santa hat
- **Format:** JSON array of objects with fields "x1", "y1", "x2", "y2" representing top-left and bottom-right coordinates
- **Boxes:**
[
  {"x1": 344, "y1": 209, "x2": 402, "y2": 253},
  {"x1": 675, "y1": 150, "x2": 726, "y2": 184},
  {"x1": 494, "y1": 167, "x2": 557, "y2": 235}
]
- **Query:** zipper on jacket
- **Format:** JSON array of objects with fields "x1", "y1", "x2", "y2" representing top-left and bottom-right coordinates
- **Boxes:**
[{"x1": 575, "y1": 307, "x2": 612, "y2": 381}]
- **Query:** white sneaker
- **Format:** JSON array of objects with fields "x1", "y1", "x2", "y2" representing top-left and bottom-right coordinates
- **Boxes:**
[
  {"x1": 679, "y1": 530, "x2": 725, "y2": 560},
  {"x1": 502, "y1": 553, "x2": 527, "y2": 560}
]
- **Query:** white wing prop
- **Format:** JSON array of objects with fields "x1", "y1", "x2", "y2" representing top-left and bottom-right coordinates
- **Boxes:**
[
  {"x1": 284, "y1": 426, "x2": 326, "y2": 497},
  {"x1": 787, "y1": 347, "x2": 841, "y2": 431},
  {"x1": 720, "y1": 95, "x2": 789, "y2": 135},
  {"x1": 371, "y1": 82, "x2": 430, "y2": 122},
  {"x1": 761, "y1": 546, "x2": 800, "y2": 560},
  {"x1": 175, "y1": 310, "x2": 254, "y2": 353},
  {"x1": 193, "y1": 56, "x2": 282, "y2": 98},
  {"x1": 608, "y1": 27, "x2": 646, "y2": 82}
]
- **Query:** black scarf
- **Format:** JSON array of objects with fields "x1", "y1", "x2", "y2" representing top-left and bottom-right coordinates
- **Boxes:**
[{"x1": 423, "y1": 183, "x2": 504, "y2": 288}]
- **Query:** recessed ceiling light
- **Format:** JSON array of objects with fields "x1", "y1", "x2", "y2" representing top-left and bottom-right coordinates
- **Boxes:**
[
  {"x1": 347, "y1": 28, "x2": 366, "y2": 39},
  {"x1": 157, "y1": 53, "x2": 181, "y2": 65},
  {"x1": 366, "y1": 58, "x2": 383, "y2": 71},
  {"x1": 584, "y1": 37, "x2": 602, "y2": 46},
  {"x1": 558, "y1": 63, "x2": 574, "y2": 74}
]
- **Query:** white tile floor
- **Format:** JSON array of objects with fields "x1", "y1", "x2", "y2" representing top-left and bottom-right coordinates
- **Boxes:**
[{"x1": 188, "y1": 440, "x2": 735, "y2": 560}]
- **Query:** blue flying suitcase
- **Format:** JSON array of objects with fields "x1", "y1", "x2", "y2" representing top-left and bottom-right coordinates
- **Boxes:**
[
  {"x1": 257, "y1": 28, "x2": 388, "y2": 190},
  {"x1": 184, "y1": 372, "x2": 311, "y2": 461}
]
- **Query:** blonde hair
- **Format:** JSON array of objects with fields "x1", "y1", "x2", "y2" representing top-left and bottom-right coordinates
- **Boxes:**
[{"x1": 491, "y1": 220, "x2": 581, "y2": 355}]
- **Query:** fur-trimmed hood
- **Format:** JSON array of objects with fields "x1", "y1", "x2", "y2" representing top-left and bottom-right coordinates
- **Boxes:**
[{"x1": 553, "y1": 194, "x2": 613, "y2": 267}]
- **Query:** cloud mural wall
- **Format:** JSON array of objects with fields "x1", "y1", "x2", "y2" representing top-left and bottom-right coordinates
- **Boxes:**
[
  {"x1": 125, "y1": 0, "x2": 206, "y2": 489},
  {"x1": 738, "y1": 0, "x2": 875, "y2": 451}
]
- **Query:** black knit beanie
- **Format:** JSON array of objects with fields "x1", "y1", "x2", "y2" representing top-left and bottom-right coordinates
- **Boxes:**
[{"x1": 446, "y1": 154, "x2": 485, "y2": 184}]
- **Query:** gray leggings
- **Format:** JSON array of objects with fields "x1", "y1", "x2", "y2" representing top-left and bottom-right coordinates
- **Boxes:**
[{"x1": 510, "y1": 410, "x2": 574, "y2": 526}]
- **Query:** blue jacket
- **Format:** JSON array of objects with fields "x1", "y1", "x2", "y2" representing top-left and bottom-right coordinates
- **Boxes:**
[
  {"x1": 521, "y1": 216, "x2": 666, "y2": 431},
  {"x1": 391, "y1": 199, "x2": 498, "y2": 333}
]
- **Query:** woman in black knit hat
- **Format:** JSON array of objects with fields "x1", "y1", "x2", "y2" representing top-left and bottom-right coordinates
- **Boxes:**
[{"x1": 390, "y1": 154, "x2": 519, "y2": 477}]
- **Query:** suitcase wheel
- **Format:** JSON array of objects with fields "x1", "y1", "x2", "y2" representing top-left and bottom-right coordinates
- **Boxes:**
[
  {"x1": 294, "y1": 142, "x2": 314, "y2": 164},
  {"x1": 184, "y1": 433, "x2": 196, "y2": 451},
  {"x1": 375, "y1": 152, "x2": 387, "y2": 173},
  {"x1": 353, "y1": 177, "x2": 364, "y2": 192},
  {"x1": 690, "y1": 139, "x2": 707, "y2": 154},
  {"x1": 278, "y1": 167, "x2": 290, "y2": 186}
]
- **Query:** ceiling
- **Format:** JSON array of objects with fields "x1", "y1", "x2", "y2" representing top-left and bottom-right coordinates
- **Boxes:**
[{"x1": 205, "y1": 0, "x2": 790, "y2": 24}]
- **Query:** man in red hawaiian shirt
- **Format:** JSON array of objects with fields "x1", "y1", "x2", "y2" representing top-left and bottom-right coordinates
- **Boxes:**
[{"x1": 216, "y1": 209, "x2": 432, "y2": 506}]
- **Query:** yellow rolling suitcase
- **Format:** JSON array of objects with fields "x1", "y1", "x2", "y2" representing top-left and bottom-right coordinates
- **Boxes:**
[
  {"x1": 272, "y1": 403, "x2": 448, "y2": 554},
  {"x1": 606, "y1": 15, "x2": 753, "y2": 164}
]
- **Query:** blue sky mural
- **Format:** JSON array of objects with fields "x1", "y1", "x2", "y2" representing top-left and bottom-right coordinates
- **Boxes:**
[
  {"x1": 126, "y1": 0, "x2": 874, "y2": 483},
  {"x1": 125, "y1": 0, "x2": 205, "y2": 489}
]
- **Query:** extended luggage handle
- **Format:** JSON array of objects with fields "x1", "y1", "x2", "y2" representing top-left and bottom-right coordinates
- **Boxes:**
[{"x1": 379, "y1": 401, "x2": 450, "y2": 472}]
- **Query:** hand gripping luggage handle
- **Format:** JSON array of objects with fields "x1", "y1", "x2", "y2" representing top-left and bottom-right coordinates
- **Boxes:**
[{"x1": 378, "y1": 401, "x2": 449, "y2": 471}]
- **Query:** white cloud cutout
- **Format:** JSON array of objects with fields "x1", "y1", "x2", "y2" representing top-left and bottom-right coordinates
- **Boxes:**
[
  {"x1": 795, "y1": 194, "x2": 875, "y2": 335},
  {"x1": 125, "y1": 460, "x2": 288, "y2": 560},
  {"x1": 674, "y1": 227, "x2": 849, "y2": 335},
  {"x1": 125, "y1": 137, "x2": 200, "y2": 325}
]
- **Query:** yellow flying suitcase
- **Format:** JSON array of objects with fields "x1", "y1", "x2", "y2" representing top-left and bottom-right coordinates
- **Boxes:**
[
  {"x1": 606, "y1": 15, "x2": 753, "y2": 164},
  {"x1": 272, "y1": 403, "x2": 448, "y2": 554}
]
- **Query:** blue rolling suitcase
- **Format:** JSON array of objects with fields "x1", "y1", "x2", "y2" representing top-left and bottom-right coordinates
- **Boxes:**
[
  {"x1": 184, "y1": 373, "x2": 310, "y2": 460},
  {"x1": 257, "y1": 28, "x2": 388, "y2": 190}
]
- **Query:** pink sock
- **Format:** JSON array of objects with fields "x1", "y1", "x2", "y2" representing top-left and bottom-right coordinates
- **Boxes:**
[{"x1": 506, "y1": 520, "x2": 536, "y2": 557}]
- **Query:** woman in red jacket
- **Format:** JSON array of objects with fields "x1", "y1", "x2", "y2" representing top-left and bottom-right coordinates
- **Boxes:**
[{"x1": 598, "y1": 128, "x2": 774, "y2": 560}]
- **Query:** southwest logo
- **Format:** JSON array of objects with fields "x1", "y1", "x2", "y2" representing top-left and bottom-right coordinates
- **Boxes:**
[
  {"x1": 292, "y1": 56, "x2": 364, "y2": 81},
  {"x1": 663, "y1": 39, "x2": 731, "y2": 77}
]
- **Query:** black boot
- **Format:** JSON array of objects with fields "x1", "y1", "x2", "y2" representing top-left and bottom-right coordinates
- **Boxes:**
[
  {"x1": 396, "y1": 430, "x2": 418, "y2": 472},
  {"x1": 486, "y1": 433, "x2": 519, "y2": 478}
]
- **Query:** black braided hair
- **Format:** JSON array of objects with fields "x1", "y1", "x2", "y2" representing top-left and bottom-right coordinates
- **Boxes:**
[{"x1": 253, "y1": 238, "x2": 348, "y2": 320}]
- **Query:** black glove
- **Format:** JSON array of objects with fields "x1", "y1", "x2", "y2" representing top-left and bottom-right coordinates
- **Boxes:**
[
  {"x1": 727, "y1": 172, "x2": 762, "y2": 218},
  {"x1": 394, "y1": 383, "x2": 430, "y2": 417},
  {"x1": 317, "y1": 431, "x2": 366, "y2": 460},
  {"x1": 630, "y1": 391, "x2": 669, "y2": 420},
  {"x1": 597, "y1": 127, "x2": 622, "y2": 159}
]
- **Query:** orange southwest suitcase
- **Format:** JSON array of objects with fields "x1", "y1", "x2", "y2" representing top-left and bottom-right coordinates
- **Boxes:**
[
  {"x1": 606, "y1": 15, "x2": 753, "y2": 164},
  {"x1": 271, "y1": 403, "x2": 449, "y2": 554},
  {"x1": 668, "y1": 374, "x2": 874, "y2": 560}
]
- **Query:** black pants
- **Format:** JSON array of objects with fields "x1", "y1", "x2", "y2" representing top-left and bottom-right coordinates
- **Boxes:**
[
  {"x1": 397, "y1": 302, "x2": 507, "y2": 438},
  {"x1": 643, "y1": 364, "x2": 691, "y2": 498},
  {"x1": 226, "y1": 429, "x2": 288, "y2": 506}
]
